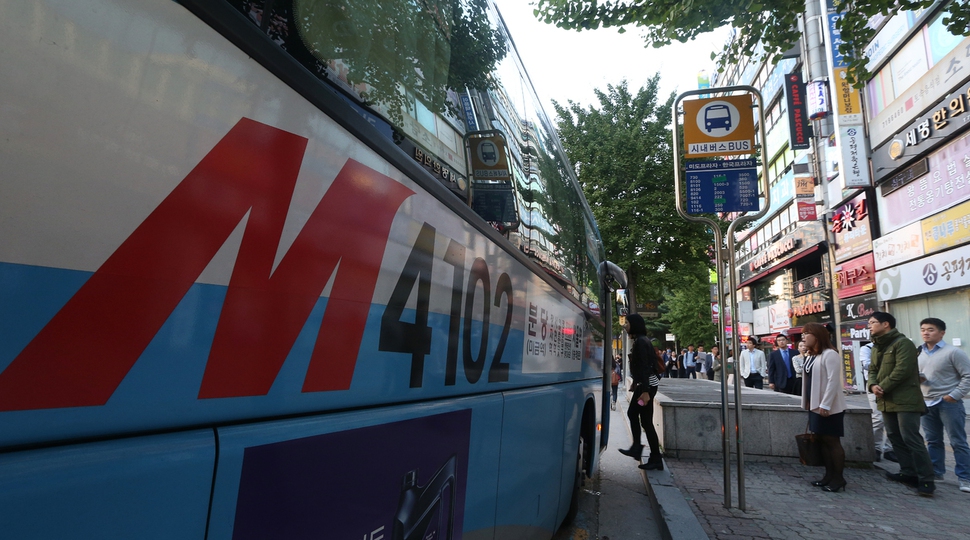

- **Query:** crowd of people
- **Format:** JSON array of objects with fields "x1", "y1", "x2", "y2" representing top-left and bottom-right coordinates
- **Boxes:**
[{"x1": 615, "y1": 312, "x2": 970, "y2": 498}]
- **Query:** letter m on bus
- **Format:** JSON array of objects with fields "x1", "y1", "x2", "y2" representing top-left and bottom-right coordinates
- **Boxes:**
[{"x1": 0, "y1": 118, "x2": 413, "y2": 411}]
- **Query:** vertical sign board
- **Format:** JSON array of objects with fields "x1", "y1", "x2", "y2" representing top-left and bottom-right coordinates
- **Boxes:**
[
  {"x1": 784, "y1": 73, "x2": 812, "y2": 150},
  {"x1": 825, "y1": 9, "x2": 872, "y2": 188},
  {"x1": 683, "y1": 94, "x2": 757, "y2": 158},
  {"x1": 466, "y1": 132, "x2": 510, "y2": 180}
]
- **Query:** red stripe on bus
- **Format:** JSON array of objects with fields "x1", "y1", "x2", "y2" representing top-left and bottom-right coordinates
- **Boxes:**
[{"x1": 0, "y1": 118, "x2": 412, "y2": 410}]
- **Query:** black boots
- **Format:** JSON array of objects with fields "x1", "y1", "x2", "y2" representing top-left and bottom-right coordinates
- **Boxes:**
[
  {"x1": 618, "y1": 444, "x2": 643, "y2": 459},
  {"x1": 638, "y1": 455, "x2": 664, "y2": 471}
]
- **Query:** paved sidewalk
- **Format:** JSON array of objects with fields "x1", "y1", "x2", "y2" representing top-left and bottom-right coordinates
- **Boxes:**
[{"x1": 655, "y1": 396, "x2": 970, "y2": 540}]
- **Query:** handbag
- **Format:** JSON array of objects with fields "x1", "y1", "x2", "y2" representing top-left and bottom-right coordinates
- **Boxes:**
[{"x1": 795, "y1": 422, "x2": 823, "y2": 466}]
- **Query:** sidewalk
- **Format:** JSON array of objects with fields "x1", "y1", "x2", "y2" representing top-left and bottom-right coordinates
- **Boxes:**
[{"x1": 640, "y1": 389, "x2": 970, "y2": 539}]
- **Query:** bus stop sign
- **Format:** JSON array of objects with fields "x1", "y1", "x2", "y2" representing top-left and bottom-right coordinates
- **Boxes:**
[{"x1": 683, "y1": 94, "x2": 756, "y2": 158}]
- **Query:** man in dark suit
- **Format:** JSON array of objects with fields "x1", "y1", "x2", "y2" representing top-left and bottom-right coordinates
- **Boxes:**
[{"x1": 768, "y1": 334, "x2": 797, "y2": 394}]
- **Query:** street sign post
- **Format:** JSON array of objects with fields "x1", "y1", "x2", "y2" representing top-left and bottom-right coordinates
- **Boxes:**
[{"x1": 686, "y1": 159, "x2": 759, "y2": 213}]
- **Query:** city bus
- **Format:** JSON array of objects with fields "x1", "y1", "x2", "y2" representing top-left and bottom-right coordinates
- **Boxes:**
[{"x1": 0, "y1": 1, "x2": 619, "y2": 538}]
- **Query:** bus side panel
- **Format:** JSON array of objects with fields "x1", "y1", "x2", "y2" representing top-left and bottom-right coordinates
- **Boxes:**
[
  {"x1": 207, "y1": 397, "x2": 504, "y2": 540},
  {"x1": 0, "y1": 430, "x2": 215, "y2": 540},
  {"x1": 494, "y1": 387, "x2": 565, "y2": 539}
]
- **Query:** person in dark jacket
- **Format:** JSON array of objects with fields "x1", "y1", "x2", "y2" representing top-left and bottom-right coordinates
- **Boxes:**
[
  {"x1": 618, "y1": 314, "x2": 663, "y2": 470},
  {"x1": 868, "y1": 311, "x2": 935, "y2": 497}
]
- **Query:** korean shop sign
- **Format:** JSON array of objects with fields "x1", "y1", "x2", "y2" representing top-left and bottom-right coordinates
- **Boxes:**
[
  {"x1": 835, "y1": 252, "x2": 877, "y2": 299},
  {"x1": 871, "y1": 77, "x2": 970, "y2": 183},
  {"x1": 832, "y1": 193, "x2": 872, "y2": 263},
  {"x1": 877, "y1": 244, "x2": 970, "y2": 301}
]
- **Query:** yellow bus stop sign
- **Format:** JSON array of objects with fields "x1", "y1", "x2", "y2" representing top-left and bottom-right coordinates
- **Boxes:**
[{"x1": 683, "y1": 94, "x2": 756, "y2": 158}]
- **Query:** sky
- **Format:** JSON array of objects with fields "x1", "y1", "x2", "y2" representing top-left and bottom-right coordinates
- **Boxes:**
[{"x1": 492, "y1": 0, "x2": 732, "y2": 116}]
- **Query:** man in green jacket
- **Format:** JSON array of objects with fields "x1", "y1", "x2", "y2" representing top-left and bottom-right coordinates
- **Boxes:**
[{"x1": 868, "y1": 311, "x2": 935, "y2": 497}]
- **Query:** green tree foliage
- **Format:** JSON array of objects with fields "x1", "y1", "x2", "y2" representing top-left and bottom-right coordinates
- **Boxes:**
[
  {"x1": 534, "y1": 0, "x2": 969, "y2": 85},
  {"x1": 553, "y1": 78, "x2": 715, "y2": 332},
  {"x1": 659, "y1": 274, "x2": 719, "y2": 348}
]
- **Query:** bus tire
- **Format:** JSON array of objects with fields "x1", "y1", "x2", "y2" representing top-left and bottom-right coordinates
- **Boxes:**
[{"x1": 565, "y1": 432, "x2": 585, "y2": 524}]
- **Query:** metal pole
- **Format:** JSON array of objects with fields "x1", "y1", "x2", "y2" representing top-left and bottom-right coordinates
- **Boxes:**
[{"x1": 672, "y1": 86, "x2": 771, "y2": 511}]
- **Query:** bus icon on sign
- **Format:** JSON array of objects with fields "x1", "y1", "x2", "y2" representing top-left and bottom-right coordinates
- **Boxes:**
[
  {"x1": 696, "y1": 101, "x2": 740, "y2": 136},
  {"x1": 479, "y1": 141, "x2": 498, "y2": 165},
  {"x1": 705, "y1": 105, "x2": 732, "y2": 132}
]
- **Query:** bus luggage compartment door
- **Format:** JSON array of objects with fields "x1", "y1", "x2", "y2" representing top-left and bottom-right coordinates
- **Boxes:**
[{"x1": 0, "y1": 430, "x2": 215, "y2": 539}]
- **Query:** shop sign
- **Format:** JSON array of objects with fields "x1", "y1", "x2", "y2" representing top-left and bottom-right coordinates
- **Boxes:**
[
  {"x1": 921, "y1": 198, "x2": 970, "y2": 255},
  {"x1": 880, "y1": 131, "x2": 970, "y2": 232},
  {"x1": 879, "y1": 158, "x2": 929, "y2": 197},
  {"x1": 838, "y1": 293, "x2": 877, "y2": 323},
  {"x1": 839, "y1": 126, "x2": 870, "y2": 189},
  {"x1": 833, "y1": 67, "x2": 863, "y2": 125},
  {"x1": 738, "y1": 221, "x2": 826, "y2": 284},
  {"x1": 789, "y1": 299, "x2": 826, "y2": 318},
  {"x1": 753, "y1": 307, "x2": 770, "y2": 335},
  {"x1": 769, "y1": 301, "x2": 792, "y2": 333},
  {"x1": 749, "y1": 236, "x2": 798, "y2": 273},
  {"x1": 795, "y1": 173, "x2": 817, "y2": 221},
  {"x1": 869, "y1": 35, "x2": 970, "y2": 147},
  {"x1": 876, "y1": 244, "x2": 970, "y2": 301},
  {"x1": 843, "y1": 346, "x2": 856, "y2": 387},
  {"x1": 807, "y1": 80, "x2": 830, "y2": 120},
  {"x1": 794, "y1": 273, "x2": 826, "y2": 296},
  {"x1": 785, "y1": 73, "x2": 812, "y2": 150},
  {"x1": 871, "y1": 78, "x2": 970, "y2": 182},
  {"x1": 832, "y1": 193, "x2": 872, "y2": 263},
  {"x1": 834, "y1": 252, "x2": 877, "y2": 299},
  {"x1": 872, "y1": 221, "x2": 924, "y2": 270},
  {"x1": 841, "y1": 320, "x2": 870, "y2": 340}
]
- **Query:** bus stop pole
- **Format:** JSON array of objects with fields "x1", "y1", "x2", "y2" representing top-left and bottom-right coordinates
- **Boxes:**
[{"x1": 672, "y1": 86, "x2": 771, "y2": 511}]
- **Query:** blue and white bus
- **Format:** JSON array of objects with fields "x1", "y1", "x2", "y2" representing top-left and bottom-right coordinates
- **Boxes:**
[{"x1": 0, "y1": 1, "x2": 619, "y2": 538}]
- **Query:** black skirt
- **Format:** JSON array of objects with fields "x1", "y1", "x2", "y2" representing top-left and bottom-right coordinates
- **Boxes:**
[{"x1": 809, "y1": 411, "x2": 845, "y2": 437}]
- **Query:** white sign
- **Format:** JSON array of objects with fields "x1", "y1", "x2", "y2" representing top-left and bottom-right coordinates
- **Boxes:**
[
  {"x1": 753, "y1": 307, "x2": 770, "y2": 335},
  {"x1": 840, "y1": 126, "x2": 871, "y2": 188},
  {"x1": 876, "y1": 244, "x2": 970, "y2": 301},
  {"x1": 769, "y1": 301, "x2": 792, "y2": 332},
  {"x1": 872, "y1": 221, "x2": 924, "y2": 270},
  {"x1": 807, "y1": 80, "x2": 829, "y2": 120}
]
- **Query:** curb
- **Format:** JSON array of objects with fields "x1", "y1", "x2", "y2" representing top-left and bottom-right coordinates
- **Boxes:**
[{"x1": 619, "y1": 391, "x2": 710, "y2": 539}]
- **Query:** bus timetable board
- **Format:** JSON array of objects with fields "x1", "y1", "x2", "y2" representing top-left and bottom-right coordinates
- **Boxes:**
[{"x1": 686, "y1": 159, "x2": 759, "y2": 213}]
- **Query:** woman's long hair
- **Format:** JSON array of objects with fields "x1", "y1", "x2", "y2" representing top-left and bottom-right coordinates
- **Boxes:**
[
  {"x1": 626, "y1": 313, "x2": 647, "y2": 336},
  {"x1": 802, "y1": 322, "x2": 834, "y2": 355}
]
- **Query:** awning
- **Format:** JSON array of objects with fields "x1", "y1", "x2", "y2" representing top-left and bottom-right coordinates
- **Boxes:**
[{"x1": 737, "y1": 243, "x2": 826, "y2": 288}]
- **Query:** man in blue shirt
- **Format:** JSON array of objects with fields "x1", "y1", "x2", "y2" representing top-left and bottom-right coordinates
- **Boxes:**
[
  {"x1": 918, "y1": 317, "x2": 970, "y2": 494},
  {"x1": 683, "y1": 344, "x2": 697, "y2": 379}
]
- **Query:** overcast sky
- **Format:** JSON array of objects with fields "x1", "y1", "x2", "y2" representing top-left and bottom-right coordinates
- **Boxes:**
[{"x1": 492, "y1": 0, "x2": 731, "y2": 116}]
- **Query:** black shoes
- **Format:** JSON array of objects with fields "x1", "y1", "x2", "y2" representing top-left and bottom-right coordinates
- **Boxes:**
[
  {"x1": 810, "y1": 478, "x2": 831, "y2": 487},
  {"x1": 886, "y1": 472, "x2": 919, "y2": 487},
  {"x1": 883, "y1": 450, "x2": 898, "y2": 463},
  {"x1": 638, "y1": 456, "x2": 664, "y2": 471},
  {"x1": 918, "y1": 481, "x2": 936, "y2": 497},
  {"x1": 821, "y1": 480, "x2": 847, "y2": 492},
  {"x1": 618, "y1": 445, "x2": 643, "y2": 459}
]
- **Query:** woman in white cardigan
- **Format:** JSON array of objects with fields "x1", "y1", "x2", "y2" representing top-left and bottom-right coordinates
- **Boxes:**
[{"x1": 801, "y1": 322, "x2": 848, "y2": 492}]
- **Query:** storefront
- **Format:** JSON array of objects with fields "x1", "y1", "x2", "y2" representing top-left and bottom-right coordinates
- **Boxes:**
[
  {"x1": 865, "y1": 8, "x2": 970, "y2": 349},
  {"x1": 735, "y1": 221, "x2": 831, "y2": 345}
]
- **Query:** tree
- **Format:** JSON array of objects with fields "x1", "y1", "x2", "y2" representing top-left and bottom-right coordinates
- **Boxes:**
[
  {"x1": 659, "y1": 274, "x2": 719, "y2": 348},
  {"x1": 534, "y1": 0, "x2": 969, "y2": 85},
  {"x1": 553, "y1": 77, "x2": 717, "y2": 337}
]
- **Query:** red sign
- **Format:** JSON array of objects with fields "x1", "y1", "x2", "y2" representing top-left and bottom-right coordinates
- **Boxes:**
[{"x1": 834, "y1": 252, "x2": 877, "y2": 299}]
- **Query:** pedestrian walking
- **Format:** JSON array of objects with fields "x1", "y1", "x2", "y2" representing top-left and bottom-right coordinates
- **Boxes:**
[
  {"x1": 618, "y1": 314, "x2": 663, "y2": 470},
  {"x1": 684, "y1": 345, "x2": 698, "y2": 379},
  {"x1": 706, "y1": 345, "x2": 718, "y2": 380},
  {"x1": 917, "y1": 317, "x2": 970, "y2": 493},
  {"x1": 801, "y1": 323, "x2": 848, "y2": 492},
  {"x1": 791, "y1": 340, "x2": 805, "y2": 397},
  {"x1": 868, "y1": 311, "x2": 936, "y2": 497},
  {"x1": 611, "y1": 360, "x2": 621, "y2": 411}
]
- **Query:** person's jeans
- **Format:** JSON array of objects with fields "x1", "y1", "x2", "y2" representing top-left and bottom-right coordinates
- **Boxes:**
[
  {"x1": 884, "y1": 410, "x2": 935, "y2": 482},
  {"x1": 867, "y1": 392, "x2": 887, "y2": 453},
  {"x1": 922, "y1": 399, "x2": 970, "y2": 481}
]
